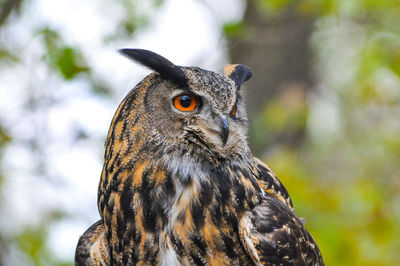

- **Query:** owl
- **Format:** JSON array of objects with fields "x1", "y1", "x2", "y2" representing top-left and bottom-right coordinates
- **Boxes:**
[{"x1": 75, "y1": 49, "x2": 324, "y2": 265}]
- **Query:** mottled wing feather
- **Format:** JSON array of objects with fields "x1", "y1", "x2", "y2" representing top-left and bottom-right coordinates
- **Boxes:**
[
  {"x1": 239, "y1": 195, "x2": 324, "y2": 266},
  {"x1": 75, "y1": 220, "x2": 110, "y2": 266},
  {"x1": 253, "y1": 157, "x2": 293, "y2": 208}
]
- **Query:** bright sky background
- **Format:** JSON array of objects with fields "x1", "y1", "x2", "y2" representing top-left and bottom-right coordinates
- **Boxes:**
[{"x1": 0, "y1": 0, "x2": 245, "y2": 261}]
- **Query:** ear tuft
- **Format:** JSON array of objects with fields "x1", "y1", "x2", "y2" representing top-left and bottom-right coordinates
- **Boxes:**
[
  {"x1": 224, "y1": 64, "x2": 253, "y2": 88},
  {"x1": 119, "y1": 49, "x2": 187, "y2": 86}
]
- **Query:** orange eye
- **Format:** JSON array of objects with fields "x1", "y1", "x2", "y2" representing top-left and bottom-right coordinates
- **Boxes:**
[
  {"x1": 230, "y1": 104, "x2": 237, "y2": 117},
  {"x1": 173, "y1": 94, "x2": 198, "y2": 112}
]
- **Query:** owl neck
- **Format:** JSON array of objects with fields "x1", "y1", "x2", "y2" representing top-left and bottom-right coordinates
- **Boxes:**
[{"x1": 163, "y1": 152, "x2": 262, "y2": 205}]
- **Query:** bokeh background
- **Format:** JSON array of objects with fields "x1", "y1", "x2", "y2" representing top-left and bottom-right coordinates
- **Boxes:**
[{"x1": 1, "y1": 0, "x2": 400, "y2": 265}]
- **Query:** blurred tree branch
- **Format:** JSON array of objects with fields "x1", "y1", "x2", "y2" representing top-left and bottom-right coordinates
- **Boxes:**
[{"x1": 0, "y1": 0, "x2": 23, "y2": 29}]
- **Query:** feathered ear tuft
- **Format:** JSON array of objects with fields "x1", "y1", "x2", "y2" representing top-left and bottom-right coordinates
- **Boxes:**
[
  {"x1": 224, "y1": 64, "x2": 253, "y2": 88},
  {"x1": 119, "y1": 49, "x2": 187, "y2": 86}
]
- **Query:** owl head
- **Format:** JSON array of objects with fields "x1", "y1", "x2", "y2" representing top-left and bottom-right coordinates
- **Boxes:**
[{"x1": 112, "y1": 49, "x2": 253, "y2": 164}]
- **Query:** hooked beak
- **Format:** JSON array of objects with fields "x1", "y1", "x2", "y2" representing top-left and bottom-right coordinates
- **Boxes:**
[{"x1": 220, "y1": 115, "x2": 229, "y2": 145}]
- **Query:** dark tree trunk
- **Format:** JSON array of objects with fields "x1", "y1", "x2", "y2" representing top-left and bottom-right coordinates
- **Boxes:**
[{"x1": 227, "y1": 0, "x2": 315, "y2": 155}]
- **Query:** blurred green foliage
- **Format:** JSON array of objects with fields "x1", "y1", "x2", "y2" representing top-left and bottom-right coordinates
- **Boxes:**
[
  {"x1": 257, "y1": 0, "x2": 400, "y2": 17},
  {"x1": 41, "y1": 27, "x2": 88, "y2": 79},
  {"x1": 0, "y1": 48, "x2": 19, "y2": 63},
  {"x1": 250, "y1": 0, "x2": 400, "y2": 265},
  {"x1": 14, "y1": 211, "x2": 72, "y2": 266},
  {"x1": 223, "y1": 21, "x2": 246, "y2": 39}
]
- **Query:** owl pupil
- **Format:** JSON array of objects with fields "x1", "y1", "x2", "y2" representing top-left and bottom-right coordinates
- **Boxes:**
[{"x1": 180, "y1": 96, "x2": 192, "y2": 108}]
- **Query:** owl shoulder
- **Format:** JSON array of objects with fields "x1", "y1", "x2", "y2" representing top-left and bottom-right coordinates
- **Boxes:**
[
  {"x1": 75, "y1": 220, "x2": 110, "y2": 266},
  {"x1": 252, "y1": 157, "x2": 293, "y2": 208},
  {"x1": 239, "y1": 194, "x2": 324, "y2": 265}
]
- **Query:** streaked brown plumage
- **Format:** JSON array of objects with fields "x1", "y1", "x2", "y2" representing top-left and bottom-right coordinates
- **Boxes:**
[{"x1": 75, "y1": 49, "x2": 323, "y2": 265}]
